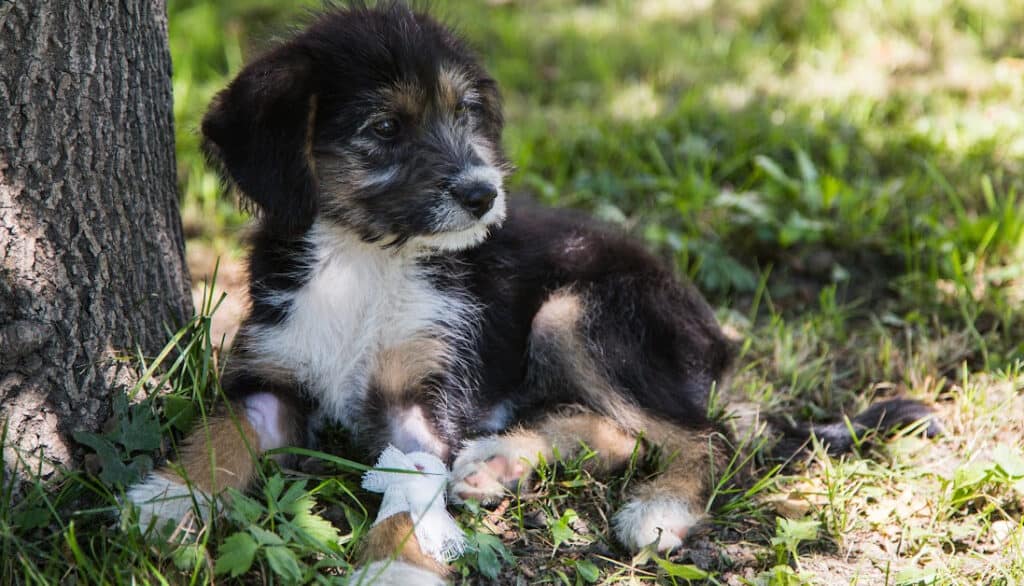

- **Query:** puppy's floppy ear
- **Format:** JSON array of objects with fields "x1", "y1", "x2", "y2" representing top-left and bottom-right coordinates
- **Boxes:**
[{"x1": 202, "y1": 45, "x2": 318, "y2": 236}]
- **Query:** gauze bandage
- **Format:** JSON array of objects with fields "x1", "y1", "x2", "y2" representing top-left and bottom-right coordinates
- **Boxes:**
[{"x1": 361, "y1": 445, "x2": 466, "y2": 563}]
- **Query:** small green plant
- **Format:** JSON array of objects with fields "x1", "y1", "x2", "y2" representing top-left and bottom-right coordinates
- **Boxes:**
[
  {"x1": 654, "y1": 556, "x2": 712, "y2": 584},
  {"x1": 72, "y1": 394, "x2": 162, "y2": 487},
  {"x1": 939, "y1": 444, "x2": 1024, "y2": 521},
  {"x1": 548, "y1": 508, "x2": 580, "y2": 553},
  {"x1": 572, "y1": 558, "x2": 601, "y2": 583},
  {"x1": 214, "y1": 475, "x2": 344, "y2": 581},
  {"x1": 770, "y1": 517, "x2": 820, "y2": 568},
  {"x1": 457, "y1": 528, "x2": 514, "y2": 581},
  {"x1": 748, "y1": 564, "x2": 817, "y2": 586}
]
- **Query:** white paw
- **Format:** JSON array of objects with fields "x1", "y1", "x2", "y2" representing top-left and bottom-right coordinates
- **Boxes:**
[
  {"x1": 124, "y1": 473, "x2": 212, "y2": 533},
  {"x1": 612, "y1": 497, "x2": 702, "y2": 552},
  {"x1": 348, "y1": 560, "x2": 447, "y2": 586},
  {"x1": 449, "y1": 435, "x2": 542, "y2": 505}
]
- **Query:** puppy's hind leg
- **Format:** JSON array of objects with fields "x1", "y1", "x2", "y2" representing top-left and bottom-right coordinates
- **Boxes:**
[
  {"x1": 610, "y1": 418, "x2": 727, "y2": 552},
  {"x1": 126, "y1": 390, "x2": 305, "y2": 532},
  {"x1": 449, "y1": 287, "x2": 649, "y2": 504},
  {"x1": 450, "y1": 411, "x2": 726, "y2": 553},
  {"x1": 453, "y1": 283, "x2": 731, "y2": 552}
]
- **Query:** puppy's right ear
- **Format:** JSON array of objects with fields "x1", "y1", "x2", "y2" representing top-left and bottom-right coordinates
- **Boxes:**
[{"x1": 202, "y1": 45, "x2": 318, "y2": 236}]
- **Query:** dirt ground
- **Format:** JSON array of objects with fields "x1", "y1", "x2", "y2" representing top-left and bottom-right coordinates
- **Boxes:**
[{"x1": 187, "y1": 242, "x2": 248, "y2": 348}]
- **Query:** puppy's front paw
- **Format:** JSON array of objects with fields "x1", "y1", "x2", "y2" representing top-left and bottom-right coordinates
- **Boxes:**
[
  {"x1": 348, "y1": 560, "x2": 447, "y2": 586},
  {"x1": 449, "y1": 435, "x2": 542, "y2": 505},
  {"x1": 612, "y1": 496, "x2": 703, "y2": 552},
  {"x1": 124, "y1": 472, "x2": 211, "y2": 534}
]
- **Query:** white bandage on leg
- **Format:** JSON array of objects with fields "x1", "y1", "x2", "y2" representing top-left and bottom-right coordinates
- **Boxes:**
[{"x1": 361, "y1": 445, "x2": 466, "y2": 563}]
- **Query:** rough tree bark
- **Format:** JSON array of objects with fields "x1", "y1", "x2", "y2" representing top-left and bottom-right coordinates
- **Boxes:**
[{"x1": 0, "y1": 1, "x2": 192, "y2": 479}]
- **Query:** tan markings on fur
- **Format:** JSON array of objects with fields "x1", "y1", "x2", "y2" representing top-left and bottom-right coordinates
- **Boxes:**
[
  {"x1": 381, "y1": 80, "x2": 425, "y2": 117},
  {"x1": 467, "y1": 412, "x2": 639, "y2": 480},
  {"x1": 176, "y1": 414, "x2": 262, "y2": 495},
  {"x1": 530, "y1": 290, "x2": 645, "y2": 430},
  {"x1": 630, "y1": 416, "x2": 727, "y2": 508},
  {"x1": 312, "y1": 153, "x2": 387, "y2": 233},
  {"x1": 372, "y1": 338, "x2": 449, "y2": 399},
  {"x1": 531, "y1": 290, "x2": 583, "y2": 333},
  {"x1": 540, "y1": 411, "x2": 724, "y2": 508},
  {"x1": 512, "y1": 412, "x2": 722, "y2": 500},
  {"x1": 315, "y1": 156, "x2": 368, "y2": 213},
  {"x1": 534, "y1": 412, "x2": 641, "y2": 474},
  {"x1": 438, "y1": 65, "x2": 471, "y2": 109},
  {"x1": 360, "y1": 512, "x2": 448, "y2": 576}
]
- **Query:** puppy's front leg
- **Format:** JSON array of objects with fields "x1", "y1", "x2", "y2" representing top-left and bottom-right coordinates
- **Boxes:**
[
  {"x1": 126, "y1": 390, "x2": 305, "y2": 531},
  {"x1": 449, "y1": 412, "x2": 640, "y2": 505},
  {"x1": 351, "y1": 514, "x2": 448, "y2": 585}
]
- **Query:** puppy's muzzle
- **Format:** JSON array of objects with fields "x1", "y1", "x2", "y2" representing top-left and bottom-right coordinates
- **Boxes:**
[{"x1": 452, "y1": 181, "x2": 497, "y2": 219}]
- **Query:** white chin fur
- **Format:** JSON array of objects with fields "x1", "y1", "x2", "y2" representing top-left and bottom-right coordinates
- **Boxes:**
[
  {"x1": 411, "y1": 193, "x2": 506, "y2": 253},
  {"x1": 612, "y1": 496, "x2": 702, "y2": 552},
  {"x1": 411, "y1": 224, "x2": 490, "y2": 252},
  {"x1": 125, "y1": 473, "x2": 211, "y2": 532},
  {"x1": 348, "y1": 560, "x2": 447, "y2": 586}
]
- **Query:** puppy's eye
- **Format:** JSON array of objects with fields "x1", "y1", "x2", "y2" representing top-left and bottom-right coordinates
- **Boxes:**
[
  {"x1": 454, "y1": 98, "x2": 474, "y2": 118},
  {"x1": 371, "y1": 117, "x2": 400, "y2": 139}
]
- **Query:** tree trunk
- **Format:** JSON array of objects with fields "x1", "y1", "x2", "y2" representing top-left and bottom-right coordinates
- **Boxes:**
[{"x1": 0, "y1": 0, "x2": 192, "y2": 479}]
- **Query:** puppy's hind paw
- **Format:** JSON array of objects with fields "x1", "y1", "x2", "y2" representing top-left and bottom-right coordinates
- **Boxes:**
[
  {"x1": 124, "y1": 473, "x2": 212, "y2": 535},
  {"x1": 612, "y1": 496, "x2": 703, "y2": 553}
]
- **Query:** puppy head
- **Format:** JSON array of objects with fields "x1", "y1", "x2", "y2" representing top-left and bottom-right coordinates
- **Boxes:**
[{"x1": 202, "y1": 2, "x2": 508, "y2": 251}]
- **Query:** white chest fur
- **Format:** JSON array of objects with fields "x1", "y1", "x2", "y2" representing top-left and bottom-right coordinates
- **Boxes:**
[{"x1": 245, "y1": 225, "x2": 471, "y2": 429}]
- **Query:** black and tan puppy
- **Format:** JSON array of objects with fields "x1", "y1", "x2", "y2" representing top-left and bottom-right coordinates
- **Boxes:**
[{"x1": 128, "y1": 2, "x2": 936, "y2": 579}]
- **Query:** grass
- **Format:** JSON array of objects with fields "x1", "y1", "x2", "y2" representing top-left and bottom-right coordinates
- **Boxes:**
[{"x1": 5, "y1": 0, "x2": 1024, "y2": 584}]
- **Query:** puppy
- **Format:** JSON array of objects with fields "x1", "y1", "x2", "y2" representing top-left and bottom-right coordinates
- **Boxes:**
[{"x1": 127, "y1": 2, "x2": 937, "y2": 579}]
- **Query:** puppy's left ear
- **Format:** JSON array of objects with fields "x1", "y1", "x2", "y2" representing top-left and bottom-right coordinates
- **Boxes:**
[{"x1": 202, "y1": 45, "x2": 318, "y2": 236}]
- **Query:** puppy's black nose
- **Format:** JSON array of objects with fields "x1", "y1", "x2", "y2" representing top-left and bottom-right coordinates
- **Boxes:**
[{"x1": 453, "y1": 182, "x2": 497, "y2": 218}]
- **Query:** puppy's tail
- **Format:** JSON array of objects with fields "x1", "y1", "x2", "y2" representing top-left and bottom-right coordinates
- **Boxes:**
[{"x1": 767, "y1": 398, "x2": 942, "y2": 461}]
